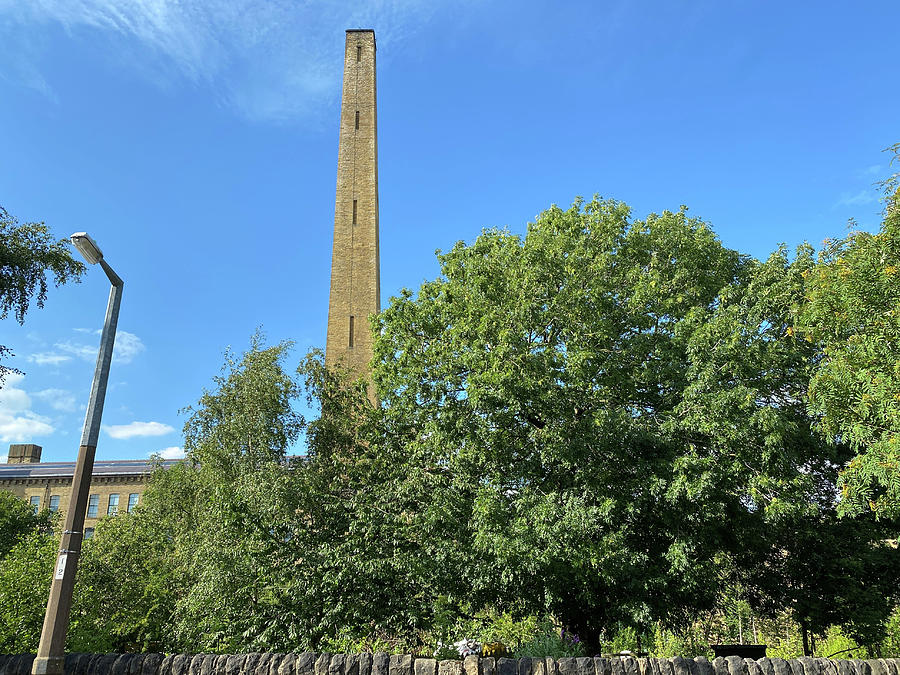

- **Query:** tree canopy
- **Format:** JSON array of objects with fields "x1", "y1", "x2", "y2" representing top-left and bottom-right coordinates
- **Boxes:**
[
  {"x1": 0, "y1": 206, "x2": 84, "y2": 385},
  {"x1": 367, "y1": 197, "x2": 898, "y2": 650},
  {"x1": 3, "y1": 188, "x2": 899, "y2": 656},
  {"x1": 798, "y1": 144, "x2": 900, "y2": 518},
  {"x1": 0, "y1": 490, "x2": 51, "y2": 560}
]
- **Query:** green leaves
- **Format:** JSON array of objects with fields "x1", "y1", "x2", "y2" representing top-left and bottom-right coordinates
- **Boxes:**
[
  {"x1": 370, "y1": 197, "x2": 773, "y2": 644},
  {"x1": 0, "y1": 206, "x2": 85, "y2": 384},
  {"x1": 797, "y1": 147, "x2": 900, "y2": 519},
  {"x1": 4, "y1": 180, "x2": 896, "y2": 654}
]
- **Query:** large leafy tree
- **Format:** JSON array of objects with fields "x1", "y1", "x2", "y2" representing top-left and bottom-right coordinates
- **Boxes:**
[
  {"x1": 367, "y1": 197, "x2": 897, "y2": 650},
  {"x1": 0, "y1": 206, "x2": 84, "y2": 385},
  {"x1": 371, "y1": 199, "x2": 766, "y2": 647},
  {"x1": 798, "y1": 144, "x2": 900, "y2": 519}
]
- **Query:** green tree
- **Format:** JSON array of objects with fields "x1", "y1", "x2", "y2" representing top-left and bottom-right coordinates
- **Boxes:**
[
  {"x1": 667, "y1": 242, "x2": 900, "y2": 653},
  {"x1": 798, "y1": 144, "x2": 900, "y2": 519},
  {"x1": 369, "y1": 197, "x2": 831, "y2": 649},
  {"x1": 0, "y1": 529, "x2": 56, "y2": 653},
  {"x1": 0, "y1": 206, "x2": 85, "y2": 385},
  {"x1": 70, "y1": 499, "x2": 182, "y2": 652},
  {"x1": 0, "y1": 490, "x2": 52, "y2": 559},
  {"x1": 74, "y1": 336, "x2": 307, "y2": 653},
  {"x1": 742, "y1": 511, "x2": 899, "y2": 656},
  {"x1": 294, "y1": 350, "x2": 453, "y2": 649},
  {"x1": 357, "y1": 196, "x2": 900, "y2": 652}
]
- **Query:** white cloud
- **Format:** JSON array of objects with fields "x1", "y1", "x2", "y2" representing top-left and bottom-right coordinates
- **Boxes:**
[
  {"x1": 861, "y1": 164, "x2": 882, "y2": 178},
  {"x1": 73, "y1": 328, "x2": 101, "y2": 334},
  {"x1": 835, "y1": 189, "x2": 878, "y2": 208},
  {"x1": 104, "y1": 420, "x2": 174, "y2": 439},
  {"x1": 0, "y1": 375, "x2": 31, "y2": 413},
  {"x1": 34, "y1": 388, "x2": 78, "y2": 413},
  {"x1": 0, "y1": 374, "x2": 55, "y2": 442},
  {"x1": 27, "y1": 352, "x2": 72, "y2": 366},
  {"x1": 113, "y1": 331, "x2": 145, "y2": 363},
  {"x1": 53, "y1": 330, "x2": 145, "y2": 364},
  {"x1": 155, "y1": 446, "x2": 186, "y2": 459},
  {"x1": 0, "y1": 454, "x2": 6, "y2": 464},
  {"x1": 0, "y1": 0, "x2": 457, "y2": 122},
  {"x1": 54, "y1": 341, "x2": 97, "y2": 361}
]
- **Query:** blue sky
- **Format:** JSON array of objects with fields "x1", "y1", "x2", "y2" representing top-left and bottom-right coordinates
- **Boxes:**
[{"x1": 1, "y1": 0, "x2": 897, "y2": 462}]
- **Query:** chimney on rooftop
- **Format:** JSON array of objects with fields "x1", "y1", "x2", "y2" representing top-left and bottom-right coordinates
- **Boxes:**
[{"x1": 7, "y1": 444, "x2": 42, "y2": 464}]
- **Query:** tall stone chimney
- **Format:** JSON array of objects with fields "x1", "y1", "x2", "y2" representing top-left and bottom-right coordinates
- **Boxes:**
[
  {"x1": 7, "y1": 443, "x2": 42, "y2": 464},
  {"x1": 325, "y1": 29, "x2": 381, "y2": 385}
]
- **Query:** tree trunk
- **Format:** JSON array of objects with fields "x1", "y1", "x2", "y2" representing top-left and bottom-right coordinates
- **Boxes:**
[{"x1": 801, "y1": 622, "x2": 810, "y2": 657}]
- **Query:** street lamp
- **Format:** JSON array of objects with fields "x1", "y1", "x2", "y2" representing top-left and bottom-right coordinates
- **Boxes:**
[{"x1": 32, "y1": 233, "x2": 124, "y2": 675}]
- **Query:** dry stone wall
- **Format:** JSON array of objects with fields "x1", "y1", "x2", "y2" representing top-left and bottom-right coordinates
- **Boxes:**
[{"x1": 0, "y1": 654, "x2": 898, "y2": 675}]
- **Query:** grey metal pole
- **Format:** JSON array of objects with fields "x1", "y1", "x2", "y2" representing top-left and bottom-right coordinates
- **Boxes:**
[{"x1": 32, "y1": 259, "x2": 123, "y2": 675}]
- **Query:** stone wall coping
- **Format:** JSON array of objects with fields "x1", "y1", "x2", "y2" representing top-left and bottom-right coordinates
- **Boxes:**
[{"x1": 0, "y1": 654, "x2": 897, "y2": 675}]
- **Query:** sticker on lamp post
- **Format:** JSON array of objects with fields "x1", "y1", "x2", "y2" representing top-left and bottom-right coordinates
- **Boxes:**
[{"x1": 54, "y1": 553, "x2": 68, "y2": 580}]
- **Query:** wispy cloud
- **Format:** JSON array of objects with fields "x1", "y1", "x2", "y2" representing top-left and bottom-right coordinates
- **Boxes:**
[
  {"x1": 834, "y1": 189, "x2": 878, "y2": 208},
  {"x1": 0, "y1": 0, "x2": 455, "y2": 122},
  {"x1": 27, "y1": 352, "x2": 72, "y2": 366},
  {"x1": 53, "y1": 330, "x2": 145, "y2": 364},
  {"x1": 54, "y1": 341, "x2": 96, "y2": 362},
  {"x1": 860, "y1": 164, "x2": 882, "y2": 178},
  {"x1": 0, "y1": 374, "x2": 55, "y2": 442},
  {"x1": 34, "y1": 388, "x2": 78, "y2": 413},
  {"x1": 104, "y1": 420, "x2": 174, "y2": 439}
]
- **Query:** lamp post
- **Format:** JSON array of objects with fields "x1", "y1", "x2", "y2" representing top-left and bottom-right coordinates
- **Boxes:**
[{"x1": 32, "y1": 233, "x2": 123, "y2": 675}]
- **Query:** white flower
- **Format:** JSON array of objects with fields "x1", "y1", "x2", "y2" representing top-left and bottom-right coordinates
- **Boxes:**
[{"x1": 453, "y1": 638, "x2": 481, "y2": 657}]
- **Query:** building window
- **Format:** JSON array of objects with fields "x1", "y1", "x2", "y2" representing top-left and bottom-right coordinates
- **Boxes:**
[
  {"x1": 84, "y1": 528, "x2": 94, "y2": 540},
  {"x1": 355, "y1": 110, "x2": 360, "y2": 130},
  {"x1": 29, "y1": 496, "x2": 40, "y2": 514},
  {"x1": 87, "y1": 494, "x2": 99, "y2": 519},
  {"x1": 356, "y1": 45, "x2": 361, "y2": 62},
  {"x1": 349, "y1": 316, "x2": 355, "y2": 348},
  {"x1": 107, "y1": 494, "x2": 119, "y2": 515},
  {"x1": 49, "y1": 495, "x2": 60, "y2": 512},
  {"x1": 352, "y1": 199, "x2": 358, "y2": 224},
  {"x1": 128, "y1": 493, "x2": 139, "y2": 512}
]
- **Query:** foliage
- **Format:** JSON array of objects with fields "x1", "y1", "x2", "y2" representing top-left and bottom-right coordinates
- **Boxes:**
[
  {"x1": 0, "y1": 492, "x2": 55, "y2": 653},
  {"x1": 0, "y1": 491, "x2": 52, "y2": 559},
  {"x1": 6, "y1": 181, "x2": 900, "y2": 656},
  {"x1": 0, "y1": 206, "x2": 84, "y2": 385},
  {"x1": 0, "y1": 530, "x2": 55, "y2": 652},
  {"x1": 422, "y1": 608, "x2": 585, "y2": 659},
  {"x1": 796, "y1": 147, "x2": 900, "y2": 518},
  {"x1": 367, "y1": 197, "x2": 891, "y2": 650},
  {"x1": 145, "y1": 335, "x2": 303, "y2": 652},
  {"x1": 742, "y1": 510, "x2": 899, "y2": 651},
  {"x1": 514, "y1": 620, "x2": 586, "y2": 658},
  {"x1": 882, "y1": 606, "x2": 900, "y2": 658},
  {"x1": 669, "y1": 238, "x2": 900, "y2": 650},
  {"x1": 71, "y1": 506, "x2": 181, "y2": 652}
]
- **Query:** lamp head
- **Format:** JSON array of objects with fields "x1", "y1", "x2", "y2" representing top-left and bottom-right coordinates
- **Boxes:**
[{"x1": 70, "y1": 232, "x2": 103, "y2": 264}]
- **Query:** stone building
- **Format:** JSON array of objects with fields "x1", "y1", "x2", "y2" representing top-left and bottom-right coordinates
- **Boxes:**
[{"x1": 0, "y1": 443, "x2": 178, "y2": 538}]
